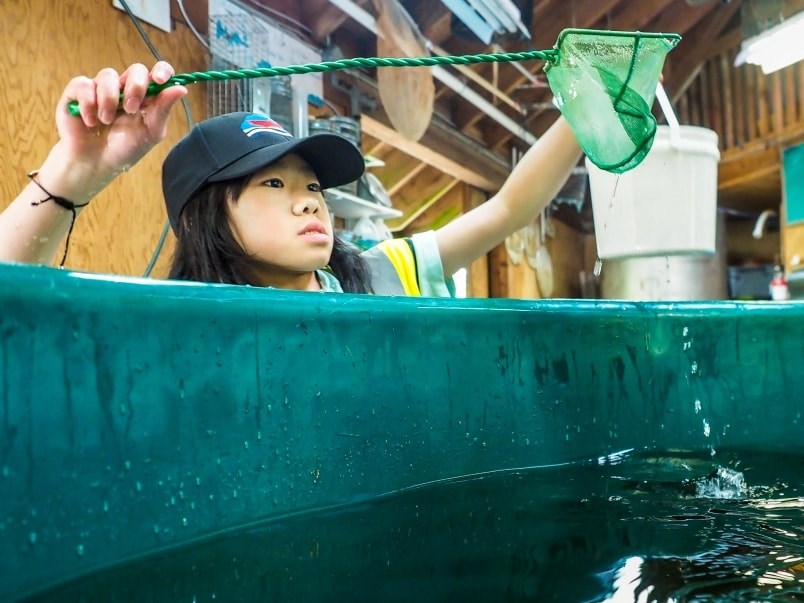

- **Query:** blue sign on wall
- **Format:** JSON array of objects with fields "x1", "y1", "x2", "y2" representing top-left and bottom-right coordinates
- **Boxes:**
[{"x1": 784, "y1": 143, "x2": 804, "y2": 224}]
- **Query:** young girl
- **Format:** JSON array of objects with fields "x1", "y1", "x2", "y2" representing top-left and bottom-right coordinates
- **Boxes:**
[{"x1": 0, "y1": 61, "x2": 582, "y2": 296}]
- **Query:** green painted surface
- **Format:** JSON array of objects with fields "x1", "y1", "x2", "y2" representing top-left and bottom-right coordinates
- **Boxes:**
[
  {"x1": 784, "y1": 143, "x2": 804, "y2": 224},
  {"x1": 1, "y1": 263, "x2": 802, "y2": 600}
]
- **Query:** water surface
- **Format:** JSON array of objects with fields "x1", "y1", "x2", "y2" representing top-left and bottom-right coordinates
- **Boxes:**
[{"x1": 24, "y1": 447, "x2": 804, "y2": 602}]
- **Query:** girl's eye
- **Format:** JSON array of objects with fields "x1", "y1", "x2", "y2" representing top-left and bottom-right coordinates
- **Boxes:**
[
  {"x1": 264, "y1": 178, "x2": 284, "y2": 188},
  {"x1": 308, "y1": 183, "x2": 322, "y2": 193}
]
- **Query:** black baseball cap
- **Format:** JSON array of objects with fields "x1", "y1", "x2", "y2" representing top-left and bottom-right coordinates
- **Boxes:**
[{"x1": 162, "y1": 112, "x2": 365, "y2": 231}]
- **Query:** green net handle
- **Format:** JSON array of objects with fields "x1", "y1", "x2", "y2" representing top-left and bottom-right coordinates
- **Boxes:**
[{"x1": 65, "y1": 49, "x2": 558, "y2": 117}]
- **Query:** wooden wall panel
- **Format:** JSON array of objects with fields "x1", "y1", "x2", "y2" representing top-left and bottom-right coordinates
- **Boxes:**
[
  {"x1": 491, "y1": 219, "x2": 591, "y2": 300},
  {"x1": 0, "y1": 0, "x2": 208, "y2": 277}
]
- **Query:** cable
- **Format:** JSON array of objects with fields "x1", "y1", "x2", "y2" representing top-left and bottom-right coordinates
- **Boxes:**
[
  {"x1": 176, "y1": 0, "x2": 209, "y2": 50},
  {"x1": 116, "y1": 0, "x2": 196, "y2": 277}
]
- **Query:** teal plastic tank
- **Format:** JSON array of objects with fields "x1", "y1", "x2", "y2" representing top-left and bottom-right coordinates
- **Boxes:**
[{"x1": 1, "y1": 262, "x2": 802, "y2": 601}]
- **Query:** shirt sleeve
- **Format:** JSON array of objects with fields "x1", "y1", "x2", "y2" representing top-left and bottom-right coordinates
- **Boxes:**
[{"x1": 408, "y1": 231, "x2": 454, "y2": 298}]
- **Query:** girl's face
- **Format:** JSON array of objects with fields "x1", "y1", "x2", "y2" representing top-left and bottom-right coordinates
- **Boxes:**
[{"x1": 227, "y1": 153, "x2": 334, "y2": 290}]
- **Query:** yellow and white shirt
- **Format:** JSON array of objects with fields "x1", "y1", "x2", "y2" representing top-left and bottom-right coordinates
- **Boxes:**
[{"x1": 317, "y1": 231, "x2": 453, "y2": 297}]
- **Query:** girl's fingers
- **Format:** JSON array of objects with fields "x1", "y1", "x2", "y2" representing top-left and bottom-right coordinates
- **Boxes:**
[
  {"x1": 58, "y1": 62, "x2": 181, "y2": 131},
  {"x1": 61, "y1": 76, "x2": 100, "y2": 128},
  {"x1": 149, "y1": 61, "x2": 175, "y2": 85},
  {"x1": 143, "y1": 85, "x2": 188, "y2": 140},
  {"x1": 119, "y1": 63, "x2": 150, "y2": 115},
  {"x1": 93, "y1": 67, "x2": 122, "y2": 125}
]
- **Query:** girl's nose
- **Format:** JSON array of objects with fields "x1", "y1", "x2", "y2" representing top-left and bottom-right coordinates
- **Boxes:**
[{"x1": 294, "y1": 194, "x2": 321, "y2": 215}]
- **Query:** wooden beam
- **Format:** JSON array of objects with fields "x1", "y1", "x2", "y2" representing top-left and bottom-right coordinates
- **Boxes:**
[
  {"x1": 387, "y1": 162, "x2": 427, "y2": 196},
  {"x1": 643, "y1": 0, "x2": 719, "y2": 35},
  {"x1": 361, "y1": 114, "x2": 507, "y2": 191},
  {"x1": 300, "y1": 0, "x2": 372, "y2": 41},
  {"x1": 665, "y1": 0, "x2": 742, "y2": 102},
  {"x1": 721, "y1": 127, "x2": 804, "y2": 181},
  {"x1": 408, "y1": 0, "x2": 451, "y2": 44},
  {"x1": 719, "y1": 145, "x2": 780, "y2": 191},
  {"x1": 464, "y1": 185, "x2": 489, "y2": 297},
  {"x1": 607, "y1": 0, "x2": 676, "y2": 32},
  {"x1": 388, "y1": 177, "x2": 460, "y2": 232},
  {"x1": 401, "y1": 183, "x2": 464, "y2": 234},
  {"x1": 488, "y1": 244, "x2": 509, "y2": 298}
]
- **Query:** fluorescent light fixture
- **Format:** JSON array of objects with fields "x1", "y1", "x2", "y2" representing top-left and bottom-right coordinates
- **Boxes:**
[
  {"x1": 734, "y1": 10, "x2": 804, "y2": 74},
  {"x1": 439, "y1": 0, "x2": 530, "y2": 44},
  {"x1": 440, "y1": 0, "x2": 495, "y2": 44}
]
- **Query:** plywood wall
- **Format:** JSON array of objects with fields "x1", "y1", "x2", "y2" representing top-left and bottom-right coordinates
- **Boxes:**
[
  {"x1": 0, "y1": 0, "x2": 208, "y2": 277},
  {"x1": 503, "y1": 220, "x2": 593, "y2": 299}
]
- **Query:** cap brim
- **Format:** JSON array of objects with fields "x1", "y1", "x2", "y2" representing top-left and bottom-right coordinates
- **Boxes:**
[{"x1": 208, "y1": 133, "x2": 364, "y2": 189}]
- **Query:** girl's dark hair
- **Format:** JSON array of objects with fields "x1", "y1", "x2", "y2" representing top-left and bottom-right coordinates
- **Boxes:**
[{"x1": 168, "y1": 178, "x2": 374, "y2": 293}]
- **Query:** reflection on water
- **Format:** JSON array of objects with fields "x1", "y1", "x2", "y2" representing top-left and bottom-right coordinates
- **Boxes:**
[{"x1": 22, "y1": 449, "x2": 804, "y2": 602}]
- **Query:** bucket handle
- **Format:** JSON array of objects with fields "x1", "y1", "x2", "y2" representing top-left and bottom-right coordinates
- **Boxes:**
[{"x1": 655, "y1": 82, "x2": 681, "y2": 148}]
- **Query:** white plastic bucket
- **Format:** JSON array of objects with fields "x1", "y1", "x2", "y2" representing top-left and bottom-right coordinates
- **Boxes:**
[{"x1": 586, "y1": 124, "x2": 720, "y2": 260}]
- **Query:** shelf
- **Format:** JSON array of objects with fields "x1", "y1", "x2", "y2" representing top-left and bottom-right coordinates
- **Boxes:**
[{"x1": 325, "y1": 188, "x2": 402, "y2": 220}]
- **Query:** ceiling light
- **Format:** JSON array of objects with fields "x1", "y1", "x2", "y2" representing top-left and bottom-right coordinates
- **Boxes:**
[
  {"x1": 734, "y1": 10, "x2": 804, "y2": 74},
  {"x1": 440, "y1": 0, "x2": 530, "y2": 45}
]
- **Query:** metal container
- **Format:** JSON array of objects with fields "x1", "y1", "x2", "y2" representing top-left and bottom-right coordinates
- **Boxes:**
[
  {"x1": 788, "y1": 268, "x2": 804, "y2": 300},
  {"x1": 328, "y1": 115, "x2": 361, "y2": 147},
  {"x1": 601, "y1": 212, "x2": 728, "y2": 301}
]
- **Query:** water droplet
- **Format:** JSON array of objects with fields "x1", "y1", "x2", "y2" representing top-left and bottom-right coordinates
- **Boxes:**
[
  {"x1": 135, "y1": 481, "x2": 143, "y2": 492},
  {"x1": 103, "y1": 500, "x2": 109, "y2": 512},
  {"x1": 694, "y1": 399, "x2": 702, "y2": 413},
  {"x1": 2, "y1": 466, "x2": 9, "y2": 478},
  {"x1": 124, "y1": 460, "x2": 131, "y2": 471},
  {"x1": 182, "y1": 517, "x2": 188, "y2": 527},
  {"x1": 28, "y1": 531, "x2": 37, "y2": 545},
  {"x1": 703, "y1": 419, "x2": 711, "y2": 438},
  {"x1": 593, "y1": 258, "x2": 603, "y2": 277},
  {"x1": 75, "y1": 544, "x2": 85, "y2": 557}
]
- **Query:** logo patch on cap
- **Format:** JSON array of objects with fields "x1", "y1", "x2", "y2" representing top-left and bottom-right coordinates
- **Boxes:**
[{"x1": 240, "y1": 113, "x2": 293, "y2": 138}]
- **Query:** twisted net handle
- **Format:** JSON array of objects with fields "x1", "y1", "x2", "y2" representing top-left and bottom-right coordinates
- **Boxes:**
[{"x1": 66, "y1": 49, "x2": 558, "y2": 116}]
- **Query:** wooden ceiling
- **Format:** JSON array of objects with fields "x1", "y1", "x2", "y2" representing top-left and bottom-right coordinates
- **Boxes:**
[{"x1": 237, "y1": 0, "x2": 802, "y2": 231}]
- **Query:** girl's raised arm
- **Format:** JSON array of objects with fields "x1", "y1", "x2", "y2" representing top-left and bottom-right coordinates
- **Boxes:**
[
  {"x1": 0, "y1": 61, "x2": 186, "y2": 265},
  {"x1": 434, "y1": 117, "x2": 582, "y2": 278}
]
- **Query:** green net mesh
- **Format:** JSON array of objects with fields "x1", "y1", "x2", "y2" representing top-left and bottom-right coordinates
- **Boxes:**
[{"x1": 545, "y1": 29, "x2": 681, "y2": 173}]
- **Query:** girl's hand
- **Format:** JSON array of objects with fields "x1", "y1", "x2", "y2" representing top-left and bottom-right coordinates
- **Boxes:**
[
  {"x1": 0, "y1": 62, "x2": 188, "y2": 265},
  {"x1": 53, "y1": 61, "x2": 187, "y2": 181}
]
